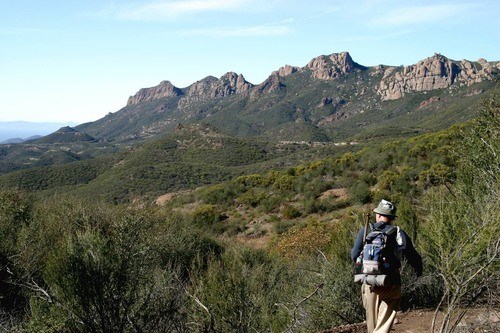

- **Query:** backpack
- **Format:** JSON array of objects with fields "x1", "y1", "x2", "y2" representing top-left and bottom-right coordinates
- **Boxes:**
[{"x1": 354, "y1": 223, "x2": 404, "y2": 286}]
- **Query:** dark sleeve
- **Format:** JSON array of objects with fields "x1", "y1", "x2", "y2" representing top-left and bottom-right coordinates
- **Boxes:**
[
  {"x1": 350, "y1": 228, "x2": 365, "y2": 262},
  {"x1": 403, "y1": 232, "x2": 423, "y2": 277}
]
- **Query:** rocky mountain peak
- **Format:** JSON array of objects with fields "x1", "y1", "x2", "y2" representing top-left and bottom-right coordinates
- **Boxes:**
[
  {"x1": 124, "y1": 51, "x2": 364, "y2": 109},
  {"x1": 306, "y1": 51, "x2": 361, "y2": 80},
  {"x1": 278, "y1": 65, "x2": 300, "y2": 77},
  {"x1": 127, "y1": 80, "x2": 183, "y2": 106},
  {"x1": 186, "y1": 73, "x2": 253, "y2": 98},
  {"x1": 217, "y1": 72, "x2": 254, "y2": 96},
  {"x1": 250, "y1": 72, "x2": 286, "y2": 98},
  {"x1": 184, "y1": 76, "x2": 218, "y2": 97},
  {"x1": 377, "y1": 53, "x2": 500, "y2": 100},
  {"x1": 121, "y1": 51, "x2": 499, "y2": 126},
  {"x1": 179, "y1": 73, "x2": 253, "y2": 108}
]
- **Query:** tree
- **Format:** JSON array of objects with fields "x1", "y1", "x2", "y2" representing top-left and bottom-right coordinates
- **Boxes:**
[{"x1": 421, "y1": 96, "x2": 499, "y2": 332}]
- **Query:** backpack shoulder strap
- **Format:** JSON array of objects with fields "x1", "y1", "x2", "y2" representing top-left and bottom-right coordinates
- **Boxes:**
[
  {"x1": 396, "y1": 226, "x2": 406, "y2": 248},
  {"x1": 362, "y1": 222, "x2": 375, "y2": 244},
  {"x1": 384, "y1": 225, "x2": 397, "y2": 236}
]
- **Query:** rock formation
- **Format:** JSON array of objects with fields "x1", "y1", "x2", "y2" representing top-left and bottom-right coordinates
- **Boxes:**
[
  {"x1": 211, "y1": 72, "x2": 254, "y2": 98},
  {"x1": 418, "y1": 96, "x2": 441, "y2": 109},
  {"x1": 127, "y1": 73, "x2": 254, "y2": 109},
  {"x1": 73, "y1": 51, "x2": 500, "y2": 144},
  {"x1": 250, "y1": 72, "x2": 286, "y2": 98},
  {"x1": 183, "y1": 76, "x2": 219, "y2": 100},
  {"x1": 278, "y1": 65, "x2": 300, "y2": 77},
  {"x1": 125, "y1": 52, "x2": 499, "y2": 109},
  {"x1": 306, "y1": 51, "x2": 360, "y2": 80},
  {"x1": 178, "y1": 73, "x2": 253, "y2": 108},
  {"x1": 377, "y1": 54, "x2": 500, "y2": 100},
  {"x1": 127, "y1": 81, "x2": 183, "y2": 105},
  {"x1": 185, "y1": 72, "x2": 253, "y2": 100}
]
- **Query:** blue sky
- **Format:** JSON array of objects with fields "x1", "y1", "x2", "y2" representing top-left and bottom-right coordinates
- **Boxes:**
[{"x1": 1, "y1": 0, "x2": 499, "y2": 123}]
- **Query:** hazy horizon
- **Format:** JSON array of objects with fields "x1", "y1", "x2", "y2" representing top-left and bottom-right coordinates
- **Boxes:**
[{"x1": 0, "y1": 121, "x2": 78, "y2": 142}]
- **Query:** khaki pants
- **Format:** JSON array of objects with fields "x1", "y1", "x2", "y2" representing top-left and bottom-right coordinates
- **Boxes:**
[{"x1": 362, "y1": 284, "x2": 401, "y2": 333}]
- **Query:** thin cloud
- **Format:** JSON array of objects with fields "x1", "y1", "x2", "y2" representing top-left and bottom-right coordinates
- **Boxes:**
[
  {"x1": 371, "y1": 3, "x2": 475, "y2": 26},
  {"x1": 116, "y1": 0, "x2": 251, "y2": 20},
  {"x1": 181, "y1": 24, "x2": 292, "y2": 38}
]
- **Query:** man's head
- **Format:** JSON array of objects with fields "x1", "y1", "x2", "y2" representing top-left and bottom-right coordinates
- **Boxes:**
[{"x1": 373, "y1": 199, "x2": 397, "y2": 222}]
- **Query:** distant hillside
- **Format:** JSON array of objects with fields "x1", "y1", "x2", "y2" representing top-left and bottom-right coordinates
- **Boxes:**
[
  {"x1": 0, "y1": 135, "x2": 42, "y2": 144},
  {"x1": 27, "y1": 126, "x2": 96, "y2": 144},
  {"x1": 0, "y1": 121, "x2": 77, "y2": 142},
  {"x1": 0, "y1": 123, "x2": 354, "y2": 203}
]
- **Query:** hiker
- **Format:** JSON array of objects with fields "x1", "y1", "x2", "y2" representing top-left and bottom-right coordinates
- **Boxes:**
[{"x1": 351, "y1": 199, "x2": 422, "y2": 333}]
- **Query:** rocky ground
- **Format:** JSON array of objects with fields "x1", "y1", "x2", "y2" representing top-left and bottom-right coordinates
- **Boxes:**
[{"x1": 321, "y1": 308, "x2": 499, "y2": 333}]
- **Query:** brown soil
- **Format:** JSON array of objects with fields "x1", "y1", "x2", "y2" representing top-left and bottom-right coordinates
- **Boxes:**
[
  {"x1": 155, "y1": 192, "x2": 176, "y2": 205},
  {"x1": 319, "y1": 188, "x2": 348, "y2": 201},
  {"x1": 321, "y1": 308, "x2": 500, "y2": 333}
]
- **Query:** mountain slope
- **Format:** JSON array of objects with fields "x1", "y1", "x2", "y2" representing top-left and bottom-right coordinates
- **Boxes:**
[
  {"x1": 0, "y1": 124, "x2": 351, "y2": 203},
  {"x1": 75, "y1": 52, "x2": 499, "y2": 143},
  {"x1": 1, "y1": 51, "x2": 498, "y2": 197},
  {"x1": 28, "y1": 126, "x2": 96, "y2": 144}
]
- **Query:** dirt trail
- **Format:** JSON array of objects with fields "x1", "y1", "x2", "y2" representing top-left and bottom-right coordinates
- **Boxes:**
[{"x1": 322, "y1": 308, "x2": 499, "y2": 333}]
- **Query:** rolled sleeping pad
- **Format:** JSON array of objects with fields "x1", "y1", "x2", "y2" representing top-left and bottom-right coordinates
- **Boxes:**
[
  {"x1": 354, "y1": 274, "x2": 365, "y2": 284},
  {"x1": 366, "y1": 274, "x2": 388, "y2": 286},
  {"x1": 354, "y1": 274, "x2": 388, "y2": 287}
]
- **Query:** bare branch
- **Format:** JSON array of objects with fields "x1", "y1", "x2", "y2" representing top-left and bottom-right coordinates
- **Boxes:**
[{"x1": 462, "y1": 239, "x2": 499, "y2": 287}]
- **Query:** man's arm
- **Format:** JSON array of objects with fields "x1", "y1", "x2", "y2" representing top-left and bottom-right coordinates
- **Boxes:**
[
  {"x1": 351, "y1": 228, "x2": 365, "y2": 261},
  {"x1": 403, "y1": 233, "x2": 423, "y2": 277}
]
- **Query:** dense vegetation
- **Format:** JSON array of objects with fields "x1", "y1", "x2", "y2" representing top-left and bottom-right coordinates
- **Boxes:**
[
  {"x1": 0, "y1": 124, "x2": 357, "y2": 204},
  {"x1": 0, "y1": 96, "x2": 498, "y2": 332}
]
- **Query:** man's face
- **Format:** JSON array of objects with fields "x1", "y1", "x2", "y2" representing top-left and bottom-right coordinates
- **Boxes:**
[{"x1": 376, "y1": 213, "x2": 392, "y2": 222}]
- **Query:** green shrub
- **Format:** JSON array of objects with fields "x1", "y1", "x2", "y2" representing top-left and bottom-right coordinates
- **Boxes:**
[
  {"x1": 12, "y1": 199, "x2": 223, "y2": 332},
  {"x1": 271, "y1": 173, "x2": 295, "y2": 191},
  {"x1": 260, "y1": 194, "x2": 284, "y2": 213},
  {"x1": 196, "y1": 183, "x2": 237, "y2": 205},
  {"x1": 348, "y1": 181, "x2": 372, "y2": 204},
  {"x1": 238, "y1": 188, "x2": 267, "y2": 207},
  {"x1": 288, "y1": 216, "x2": 364, "y2": 331},
  {"x1": 418, "y1": 163, "x2": 454, "y2": 188},
  {"x1": 394, "y1": 196, "x2": 419, "y2": 242},
  {"x1": 235, "y1": 174, "x2": 268, "y2": 188},
  {"x1": 187, "y1": 248, "x2": 293, "y2": 332},
  {"x1": 273, "y1": 219, "x2": 296, "y2": 235},
  {"x1": 280, "y1": 204, "x2": 301, "y2": 219},
  {"x1": 190, "y1": 204, "x2": 220, "y2": 227},
  {"x1": 303, "y1": 197, "x2": 324, "y2": 214},
  {"x1": 0, "y1": 189, "x2": 34, "y2": 326},
  {"x1": 28, "y1": 206, "x2": 188, "y2": 333},
  {"x1": 298, "y1": 259, "x2": 364, "y2": 331},
  {"x1": 0, "y1": 189, "x2": 33, "y2": 254},
  {"x1": 273, "y1": 220, "x2": 336, "y2": 259}
]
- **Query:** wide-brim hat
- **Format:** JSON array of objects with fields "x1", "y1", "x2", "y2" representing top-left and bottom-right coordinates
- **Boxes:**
[{"x1": 373, "y1": 199, "x2": 397, "y2": 217}]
